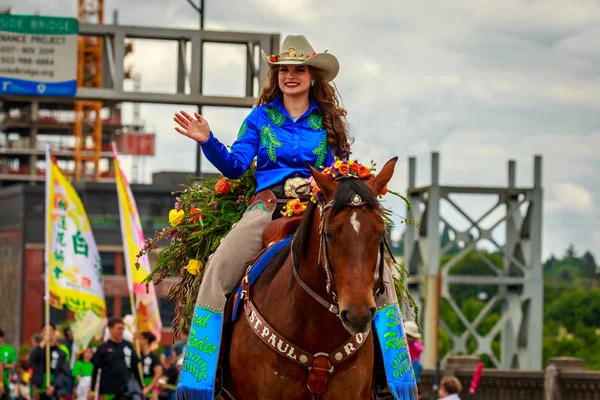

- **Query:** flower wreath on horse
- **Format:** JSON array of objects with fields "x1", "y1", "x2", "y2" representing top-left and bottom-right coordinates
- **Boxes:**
[{"x1": 139, "y1": 35, "x2": 419, "y2": 400}]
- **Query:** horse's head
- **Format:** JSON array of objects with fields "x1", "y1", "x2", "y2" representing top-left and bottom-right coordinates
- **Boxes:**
[{"x1": 307, "y1": 157, "x2": 398, "y2": 335}]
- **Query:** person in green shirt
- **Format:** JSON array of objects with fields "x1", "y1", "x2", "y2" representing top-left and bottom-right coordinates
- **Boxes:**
[
  {"x1": 73, "y1": 348, "x2": 94, "y2": 400},
  {"x1": 73, "y1": 348, "x2": 93, "y2": 383},
  {"x1": 0, "y1": 328, "x2": 18, "y2": 400}
]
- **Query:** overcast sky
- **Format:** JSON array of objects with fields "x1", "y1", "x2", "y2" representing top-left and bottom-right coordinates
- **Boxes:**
[{"x1": 12, "y1": 0, "x2": 600, "y2": 261}]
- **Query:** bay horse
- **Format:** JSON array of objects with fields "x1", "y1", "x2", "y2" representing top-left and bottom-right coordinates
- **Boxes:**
[{"x1": 222, "y1": 157, "x2": 399, "y2": 399}]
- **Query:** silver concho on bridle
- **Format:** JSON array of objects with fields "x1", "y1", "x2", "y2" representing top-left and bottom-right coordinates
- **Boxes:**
[{"x1": 348, "y1": 194, "x2": 365, "y2": 207}]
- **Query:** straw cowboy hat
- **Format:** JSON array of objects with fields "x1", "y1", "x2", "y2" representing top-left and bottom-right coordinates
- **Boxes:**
[
  {"x1": 261, "y1": 34, "x2": 340, "y2": 81},
  {"x1": 404, "y1": 320, "x2": 422, "y2": 339}
]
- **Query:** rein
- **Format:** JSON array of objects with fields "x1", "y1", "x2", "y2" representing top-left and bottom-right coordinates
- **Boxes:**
[{"x1": 240, "y1": 190, "x2": 387, "y2": 399}]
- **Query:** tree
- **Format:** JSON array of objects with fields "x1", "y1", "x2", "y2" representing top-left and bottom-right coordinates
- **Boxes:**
[{"x1": 564, "y1": 244, "x2": 577, "y2": 259}]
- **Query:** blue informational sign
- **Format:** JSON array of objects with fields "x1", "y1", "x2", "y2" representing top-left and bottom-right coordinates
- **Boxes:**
[{"x1": 0, "y1": 14, "x2": 79, "y2": 97}]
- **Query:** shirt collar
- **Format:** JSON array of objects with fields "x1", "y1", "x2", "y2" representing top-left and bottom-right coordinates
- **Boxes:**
[{"x1": 268, "y1": 95, "x2": 321, "y2": 119}]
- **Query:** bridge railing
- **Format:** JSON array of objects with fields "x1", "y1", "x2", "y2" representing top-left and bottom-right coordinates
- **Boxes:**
[{"x1": 418, "y1": 356, "x2": 600, "y2": 400}]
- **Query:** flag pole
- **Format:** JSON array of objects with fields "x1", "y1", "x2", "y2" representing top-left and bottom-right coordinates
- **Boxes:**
[
  {"x1": 44, "y1": 145, "x2": 52, "y2": 389},
  {"x1": 112, "y1": 142, "x2": 145, "y2": 386}
]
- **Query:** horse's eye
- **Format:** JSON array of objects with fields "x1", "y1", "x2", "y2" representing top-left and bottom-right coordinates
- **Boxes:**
[{"x1": 324, "y1": 229, "x2": 334, "y2": 241}]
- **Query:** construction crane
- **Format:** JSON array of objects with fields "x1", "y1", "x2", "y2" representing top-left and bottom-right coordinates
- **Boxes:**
[{"x1": 74, "y1": 0, "x2": 104, "y2": 182}]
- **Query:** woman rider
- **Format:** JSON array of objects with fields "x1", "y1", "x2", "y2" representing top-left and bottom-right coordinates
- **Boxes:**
[{"x1": 174, "y1": 35, "x2": 405, "y2": 399}]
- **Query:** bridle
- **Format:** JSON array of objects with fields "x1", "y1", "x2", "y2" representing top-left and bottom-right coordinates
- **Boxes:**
[{"x1": 291, "y1": 192, "x2": 387, "y2": 317}]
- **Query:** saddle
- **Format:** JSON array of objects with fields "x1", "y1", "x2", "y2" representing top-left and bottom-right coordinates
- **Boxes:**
[{"x1": 248, "y1": 188, "x2": 304, "y2": 248}]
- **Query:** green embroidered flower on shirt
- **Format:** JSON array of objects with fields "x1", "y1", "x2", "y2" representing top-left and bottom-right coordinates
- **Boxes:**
[
  {"x1": 236, "y1": 121, "x2": 248, "y2": 140},
  {"x1": 265, "y1": 106, "x2": 285, "y2": 127},
  {"x1": 308, "y1": 111, "x2": 323, "y2": 131},
  {"x1": 260, "y1": 125, "x2": 281, "y2": 163},
  {"x1": 312, "y1": 134, "x2": 328, "y2": 168}
]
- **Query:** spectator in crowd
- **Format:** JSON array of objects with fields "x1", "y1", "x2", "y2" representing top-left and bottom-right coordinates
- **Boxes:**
[
  {"x1": 90, "y1": 317, "x2": 140, "y2": 400},
  {"x1": 72, "y1": 348, "x2": 93, "y2": 400},
  {"x1": 62, "y1": 329, "x2": 73, "y2": 355},
  {"x1": 438, "y1": 376, "x2": 462, "y2": 400},
  {"x1": 137, "y1": 333, "x2": 161, "y2": 400},
  {"x1": 157, "y1": 349, "x2": 178, "y2": 400},
  {"x1": 171, "y1": 328, "x2": 188, "y2": 358},
  {"x1": 0, "y1": 328, "x2": 17, "y2": 400},
  {"x1": 29, "y1": 324, "x2": 71, "y2": 400}
]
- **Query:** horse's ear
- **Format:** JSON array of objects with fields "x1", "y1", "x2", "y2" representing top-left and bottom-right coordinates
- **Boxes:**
[
  {"x1": 306, "y1": 162, "x2": 337, "y2": 201},
  {"x1": 368, "y1": 157, "x2": 398, "y2": 194}
]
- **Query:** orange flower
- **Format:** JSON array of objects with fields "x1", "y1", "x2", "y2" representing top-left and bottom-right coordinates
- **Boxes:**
[
  {"x1": 380, "y1": 185, "x2": 388, "y2": 196},
  {"x1": 338, "y1": 163, "x2": 350, "y2": 175},
  {"x1": 322, "y1": 167, "x2": 332, "y2": 177},
  {"x1": 292, "y1": 201, "x2": 305, "y2": 214},
  {"x1": 190, "y1": 207, "x2": 204, "y2": 223},
  {"x1": 215, "y1": 177, "x2": 231, "y2": 194},
  {"x1": 312, "y1": 186, "x2": 321, "y2": 196},
  {"x1": 358, "y1": 165, "x2": 371, "y2": 179},
  {"x1": 351, "y1": 163, "x2": 360, "y2": 173}
]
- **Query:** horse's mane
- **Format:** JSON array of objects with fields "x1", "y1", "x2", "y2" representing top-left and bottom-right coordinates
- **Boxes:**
[{"x1": 255, "y1": 178, "x2": 381, "y2": 291}]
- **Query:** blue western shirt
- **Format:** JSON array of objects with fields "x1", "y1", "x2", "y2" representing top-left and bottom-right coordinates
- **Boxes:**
[{"x1": 200, "y1": 95, "x2": 336, "y2": 193}]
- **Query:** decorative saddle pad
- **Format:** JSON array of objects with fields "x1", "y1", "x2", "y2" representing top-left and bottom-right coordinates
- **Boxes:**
[{"x1": 230, "y1": 236, "x2": 293, "y2": 322}]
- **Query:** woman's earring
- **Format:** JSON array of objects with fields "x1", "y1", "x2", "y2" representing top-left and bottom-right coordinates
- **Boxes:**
[{"x1": 311, "y1": 81, "x2": 315, "y2": 87}]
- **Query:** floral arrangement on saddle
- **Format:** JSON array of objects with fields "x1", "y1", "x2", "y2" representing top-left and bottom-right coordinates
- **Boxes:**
[
  {"x1": 138, "y1": 159, "x2": 419, "y2": 336},
  {"x1": 283, "y1": 157, "x2": 403, "y2": 225}
]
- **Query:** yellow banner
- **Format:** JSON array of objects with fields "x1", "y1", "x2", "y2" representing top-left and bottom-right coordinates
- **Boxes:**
[
  {"x1": 112, "y1": 144, "x2": 162, "y2": 340},
  {"x1": 45, "y1": 152, "x2": 106, "y2": 350}
]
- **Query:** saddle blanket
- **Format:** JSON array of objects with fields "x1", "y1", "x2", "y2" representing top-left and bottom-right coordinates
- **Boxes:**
[{"x1": 230, "y1": 236, "x2": 293, "y2": 322}]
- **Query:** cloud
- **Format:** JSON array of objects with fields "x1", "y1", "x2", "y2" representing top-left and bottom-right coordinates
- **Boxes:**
[{"x1": 547, "y1": 183, "x2": 594, "y2": 214}]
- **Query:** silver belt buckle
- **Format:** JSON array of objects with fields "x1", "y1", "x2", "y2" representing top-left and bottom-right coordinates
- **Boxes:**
[{"x1": 284, "y1": 177, "x2": 310, "y2": 198}]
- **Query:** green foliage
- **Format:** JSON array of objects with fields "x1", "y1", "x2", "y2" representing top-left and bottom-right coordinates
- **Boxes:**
[{"x1": 138, "y1": 168, "x2": 258, "y2": 335}]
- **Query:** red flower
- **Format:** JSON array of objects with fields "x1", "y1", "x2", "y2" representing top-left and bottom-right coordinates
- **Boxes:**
[
  {"x1": 338, "y1": 163, "x2": 350, "y2": 175},
  {"x1": 358, "y1": 165, "x2": 371, "y2": 179},
  {"x1": 190, "y1": 207, "x2": 204, "y2": 223},
  {"x1": 351, "y1": 163, "x2": 360, "y2": 173},
  {"x1": 269, "y1": 55, "x2": 278, "y2": 63},
  {"x1": 380, "y1": 185, "x2": 388, "y2": 196},
  {"x1": 215, "y1": 177, "x2": 231, "y2": 194}
]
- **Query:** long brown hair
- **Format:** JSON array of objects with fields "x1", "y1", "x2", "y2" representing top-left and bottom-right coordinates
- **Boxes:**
[{"x1": 256, "y1": 65, "x2": 353, "y2": 158}]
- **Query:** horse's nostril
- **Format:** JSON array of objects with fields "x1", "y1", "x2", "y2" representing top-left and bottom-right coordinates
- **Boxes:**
[
  {"x1": 369, "y1": 307, "x2": 376, "y2": 319},
  {"x1": 340, "y1": 310, "x2": 349, "y2": 324}
]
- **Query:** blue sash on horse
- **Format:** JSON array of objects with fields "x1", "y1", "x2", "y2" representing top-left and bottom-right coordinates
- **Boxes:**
[{"x1": 374, "y1": 304, "x2": 418, "y2": 400}]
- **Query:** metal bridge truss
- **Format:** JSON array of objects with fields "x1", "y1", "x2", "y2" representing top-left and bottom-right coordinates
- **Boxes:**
[
  {"x1": 4, "y1": 23, "x2": 280, "y2": 107},
  {"x1": 403, "y1": 152, "x2": 543, "y2": 370}
]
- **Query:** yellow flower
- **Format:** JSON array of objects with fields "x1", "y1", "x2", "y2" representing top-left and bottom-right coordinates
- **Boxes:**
[
  {"x1": 348, "y1": 160, "x2": 354, "y2": 166},
  {"x1": 334, "y1": 160, "x2": 342, "y2": 169},
  {"x1": 169, "y1": 209, "x2": 185, "y2": 226},
  {"x1": 185, "y1": 259, "x2": 202, "y2": 275}
]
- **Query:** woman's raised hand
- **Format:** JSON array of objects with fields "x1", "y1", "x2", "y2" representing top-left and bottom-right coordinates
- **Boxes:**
[{"x1": 174, "y1": 110, "x2": 211, "y2": 143}]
